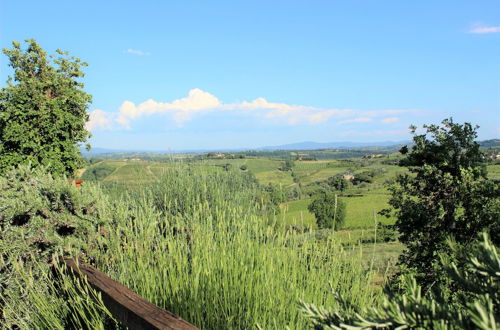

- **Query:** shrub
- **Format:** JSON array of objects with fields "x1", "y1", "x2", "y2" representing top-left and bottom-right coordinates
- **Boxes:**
[{"x1": 0, "y1": 165, "x2": 113, "y2": 327}]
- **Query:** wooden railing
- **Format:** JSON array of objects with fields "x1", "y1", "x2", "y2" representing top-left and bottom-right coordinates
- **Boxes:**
[{"x1": 64, "y1": 258, "x2": 199, "y2": 330}]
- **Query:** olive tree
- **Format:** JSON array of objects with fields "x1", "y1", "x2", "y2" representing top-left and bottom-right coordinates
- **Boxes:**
[{"x1": 0, "y1": 39, "x2": 91, "y2": 176}]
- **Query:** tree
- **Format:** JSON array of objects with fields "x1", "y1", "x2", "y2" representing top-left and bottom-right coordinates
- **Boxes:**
[
  {"x1": 351, "y1": 172, "x2": 373, "y2": 185},
  {"x1": 326, "y1": 175, "x2": 349, "y2": 193},
  {"x1": 0, "y1": 39, "x2": 91, "y2": 176},
  {"x1": 385, "y1": 118, "x2": 500, "y2": 289},
  {"x1": 308, "y1": 192, "x2": 346, "y2": 230}
]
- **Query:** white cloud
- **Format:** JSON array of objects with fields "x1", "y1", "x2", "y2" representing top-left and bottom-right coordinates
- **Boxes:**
[
  {"x1": 89, "y1": 88, "x2": 424, "y2": 130},
  {"x1": 124, "y1": 48, "x2": 151, "y2": 56},
  {"x1": 114, "y1": 89, "x2": 352, "y2": 127},
  {"x1": 381, "y1": 117, "x2": 400, "y2": 124},
  {"x1": 338, "y1": 117, "x2": 373, "y2": 125},
  {"x1": 85, "y1": 109, "x2": 112, "y2": 131},
  {"x1": 468, "y1": 24, "x2": 500, "y2": 34},
  {"x1": 231, "y1": 97, "x2": 351, "y2": 124},
  {"x1": 117, "y1": 88, "x2": 221, "y2": 126}
]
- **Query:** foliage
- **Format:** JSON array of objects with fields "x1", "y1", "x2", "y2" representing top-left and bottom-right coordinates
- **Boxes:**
[
  {"x1": 376, "y1": 223, "x2": 398, "y2": 243},
  {"x1": 0, "y1": 165, "x2": 113, "y2": 327},
  {"x1": 352, "y1": 172, "x2": 374, "y2": 185},
  {"x1": 301, "y1": 232, "x2": 499, "y2": 329},
  {"x1": 326, "y1": 175, "x2": 349, "y2": 192},
  {"x1": 0, "y1": 39, "x2": 91, "y2": 176},
  {"x1": 308, "y1": 192, "x2": 346, "y2": 230},
  {"x1": 385, "y1": 118, "x2": 500, "y2": 289}
]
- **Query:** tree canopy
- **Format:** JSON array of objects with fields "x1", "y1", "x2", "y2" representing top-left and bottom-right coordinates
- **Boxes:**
[
  {"x1": 0, "y1": 39, "x2": 91, "y2": 176},
  {"x1": 308, "y1": 192, "x2": 346, "y2": 230},
  {"x1": 386, "y1": 118, "x2": 500, "y2": 289}
]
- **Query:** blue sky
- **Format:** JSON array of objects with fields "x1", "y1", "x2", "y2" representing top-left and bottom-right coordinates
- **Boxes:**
[{"x1": 1, "y1": 0, "x2": 499, "y2": 150}]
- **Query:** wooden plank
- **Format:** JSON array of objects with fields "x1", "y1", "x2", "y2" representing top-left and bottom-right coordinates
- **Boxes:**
[{"x1": 64, "y1": 258, "x2": 199, "y2": 330}]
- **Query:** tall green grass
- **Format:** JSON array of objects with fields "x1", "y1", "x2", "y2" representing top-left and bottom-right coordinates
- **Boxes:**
[
  {"x1": 91, "y1": 166, "x2": 382, "y2": 328},
  {"x1": 1, "y1": 255, "x2": 116, "y2": 328},
  {"x1": 2, "y1": 164, "x2": 385, "y2": 328}
]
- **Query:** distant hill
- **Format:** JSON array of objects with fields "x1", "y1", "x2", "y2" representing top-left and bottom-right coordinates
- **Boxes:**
[
  {"x1": 479, "y1": 139, "x2": 500, "y2": 148},
  {"x1": 259, "y1": 140, "x2": 409, "y2": 151},
  {"x1": 81, "y1": 147, "x2": 166, "y2": 156},
  {"x1": 82, "y1": 138, "x2": 498, "y2": 156}
]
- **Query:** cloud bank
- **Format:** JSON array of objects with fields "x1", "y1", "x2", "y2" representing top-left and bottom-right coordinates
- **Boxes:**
[
  {"x1": 468, "y1": 24, "x2": 500, "y2": 34},
  {"x1": 86, "y1": 88, "x2": 421, "y2": 131},
  {"x1": 85, "y1": 109, "x2": 112, "y2": 131}
]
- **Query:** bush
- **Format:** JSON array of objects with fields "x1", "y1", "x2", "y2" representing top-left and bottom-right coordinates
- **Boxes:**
[{"x1": 0, "y1": 165, "x2": 113, "y2": 327}]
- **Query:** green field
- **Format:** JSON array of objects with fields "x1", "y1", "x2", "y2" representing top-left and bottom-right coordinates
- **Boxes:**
[
  {"x1": 282, "y1": 193, "x2": 394, "y2": 229},
  {"x1": 82, "y1": 157, "x2": 399, "y2": 234}
]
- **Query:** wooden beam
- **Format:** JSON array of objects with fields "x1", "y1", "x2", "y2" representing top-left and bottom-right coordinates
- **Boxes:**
[{"x1": 64, "y1": 258, "x2": 199, "y2": 330}]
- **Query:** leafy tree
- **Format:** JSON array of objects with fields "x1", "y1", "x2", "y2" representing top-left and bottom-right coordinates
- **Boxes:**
[
  {"x1": 0, "y1": 39, "x2": 91, "y2": 176},
  {"x1": 301, "y1": 232, "x2": 499, "y2": 329},
  {"x1": 326, "y1": 175, "x2": 349, "y2": 192},
  {"x1": 308, "y1": 192, "x2": 346, "y2": 230},
  {"x1": 385, "y1": 118, "x2": 500, "y2": 289}
]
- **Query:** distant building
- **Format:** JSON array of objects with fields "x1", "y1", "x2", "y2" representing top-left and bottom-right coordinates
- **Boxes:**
[{"x1": 342, "y1": 174, "x2": 354, "y2": 181}]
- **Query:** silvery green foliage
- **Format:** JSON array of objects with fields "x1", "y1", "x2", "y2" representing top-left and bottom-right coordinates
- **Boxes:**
[
  {"x1": 0, "y1": 165, "x2": 111, "y2": 326},
  {"x1": 300, "y1": 233, "x2": 499, "y2": 329}
]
